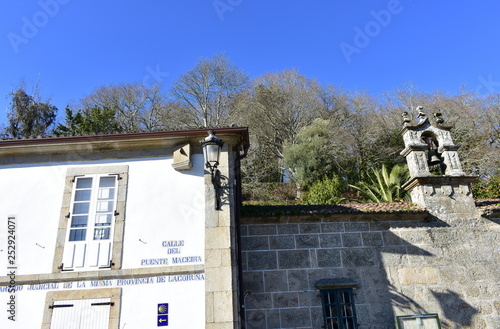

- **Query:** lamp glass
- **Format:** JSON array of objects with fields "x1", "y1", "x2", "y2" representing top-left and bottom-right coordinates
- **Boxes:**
[{"x1": 204, "y1": 143, "x2": 220, "y2": 168}]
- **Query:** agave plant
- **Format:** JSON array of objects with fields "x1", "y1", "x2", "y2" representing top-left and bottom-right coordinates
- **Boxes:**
[{"x1": 350, "y1": 164, "x2": 411, "y2": 202}]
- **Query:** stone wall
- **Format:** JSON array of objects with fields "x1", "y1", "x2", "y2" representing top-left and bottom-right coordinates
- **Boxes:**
[{"x1": 240, "y1": 211, "x2": 500, "y2": 329}]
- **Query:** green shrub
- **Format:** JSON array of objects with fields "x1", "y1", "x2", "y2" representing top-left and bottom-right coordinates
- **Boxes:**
[{"x1": 302, "y1": 175, "x2": 344, "y2": 205}]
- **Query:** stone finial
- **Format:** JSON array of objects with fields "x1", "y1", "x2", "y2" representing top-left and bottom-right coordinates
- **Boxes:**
[
  {"x1": 402, "y1": 112, "x2": 411, "y2": 125},
  {"x1": 434, "y1": 112, "x2": 444, "y2": 125},
  {"x1": 402, "y1": 107, "x2": 449, "y2": 128},
  {"x1": 416, "y1": 106, "x2": 426, "y2": 122}
]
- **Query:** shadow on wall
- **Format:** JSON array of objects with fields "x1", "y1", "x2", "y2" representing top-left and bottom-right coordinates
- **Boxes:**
[
  {"x1": 431, "y1": 290, "x2": 478, "y2": 328},
  {"x1": 388, "y1": 284, "x2": 427, "y2": 315},
  {"x1": 240, "y1": 208, "x2": 483, "y2": 328},
  {"x1": 367, "y1": 234, "x2": 435, "y2": 326},
  {"x1": 384, "y1": 230, "x2": 477, "y2": 328}
]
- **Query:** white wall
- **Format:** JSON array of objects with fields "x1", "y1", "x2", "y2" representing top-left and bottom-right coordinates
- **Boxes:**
[
  {"x1": 0, "y1": 164, "x2": 66, "y2": 274},
  {"x1": 0, "y1": 154, "x2": 206, "y2": 275},
  {"x1": 122, "y1": 155, "x2": 205, "y2": 269},
  {"x1": 0, "y1": 275, "x2": 205, "y2": 328}
]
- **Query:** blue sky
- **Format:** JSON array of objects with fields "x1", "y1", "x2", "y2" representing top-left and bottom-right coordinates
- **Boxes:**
[{"x1": 1, "y1": 0, "x2": 500, "y2": 126}]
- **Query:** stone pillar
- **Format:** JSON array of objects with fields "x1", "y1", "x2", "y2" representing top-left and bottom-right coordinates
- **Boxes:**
[
  {"x1": 400, "y1": 144, "x2": 431, "y2": 178},
  {"x1": 440, "y1": 146, "x2": 465, "y2": 176},
  {"x1": 204, "y1": 144, "x2": 240, "y2": 329}
]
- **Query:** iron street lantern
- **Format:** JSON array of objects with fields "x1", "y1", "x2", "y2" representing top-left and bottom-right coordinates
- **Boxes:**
[
  {"x1": 200, "y1": 130, "x2": 224, "y2": 210},
  {"x1": 201, "y1": 130, "x2": 224, "y2": 174}
]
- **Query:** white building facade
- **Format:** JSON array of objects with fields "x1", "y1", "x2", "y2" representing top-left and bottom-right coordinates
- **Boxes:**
[{"x1": 0, "y1": 128, "x2": 249, "y2": 329}]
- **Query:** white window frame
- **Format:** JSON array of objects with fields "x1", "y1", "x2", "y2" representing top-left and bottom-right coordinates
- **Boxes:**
[
  {"x1": 50, "y1": 298, "x2": 112, "y2": 329},
  {"x1": 42, "y1": 288, "x2": 121, "y2": 329},
  {"x1": 62, "y1": 174, "x2": 119, "y2": 271},
  {"x1": 53, "y1": 166, "x2": 128, "y2": 273}
]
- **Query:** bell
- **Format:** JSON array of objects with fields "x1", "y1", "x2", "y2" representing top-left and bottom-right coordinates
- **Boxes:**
[{"x1": 428, "y1": 150, "x2": 441, "y2": 166}]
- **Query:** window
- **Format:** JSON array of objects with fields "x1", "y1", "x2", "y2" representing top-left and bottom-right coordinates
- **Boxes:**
[
  {"x1": 62, "y1": 174, "x2": 118, "y2": 270},
  {"x1": 320, "y1": 288, "x2": 358, "y2": 329},
  {"x1": 50, "y1": 298, "x2": 113, "y2": 329},
  {"x1": 54, "y1": 166, "x2": 128, "y2": 272},
  {"x1": 43, "y1": 289, "x2": 121, "y2": 329}
]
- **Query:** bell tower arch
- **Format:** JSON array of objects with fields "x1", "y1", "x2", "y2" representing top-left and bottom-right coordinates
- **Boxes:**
[{"x1": 400, "y1": 107, "x2": 477, "y2": 221}]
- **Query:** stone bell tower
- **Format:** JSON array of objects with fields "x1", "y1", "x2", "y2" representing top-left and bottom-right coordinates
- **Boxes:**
[{"x1": 400, "y1": 107, "x2": 477, "y2": 221}]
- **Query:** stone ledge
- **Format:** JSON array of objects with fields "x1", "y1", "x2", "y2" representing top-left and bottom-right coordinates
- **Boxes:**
[
  {"x1": 0, "y1": 265, "x2": 204, "y2": 286},
  {"x1": 242, "y1": 211, "x2": 428, "y2": 224},
  {"x1": 315, "y1": 278, "x2": 358, "y2": 289},
  {"x1": 402, "y1": 175, "x2": 478, "y2": 191}
]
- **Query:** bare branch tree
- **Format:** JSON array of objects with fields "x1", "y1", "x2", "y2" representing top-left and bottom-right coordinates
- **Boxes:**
[
  {"x1": 236, "y1": 69, "x2": 326, "y2": 184},
  {"x1": 80, "y1": 82, "x2": 167, "y2": 132},
  {"x1": 170, "y1": 53, "x2": 248, "y2": 128}
]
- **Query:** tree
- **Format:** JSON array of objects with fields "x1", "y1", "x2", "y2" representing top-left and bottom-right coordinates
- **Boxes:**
[
  {"x1": 484, "y1": 94, "x2": 500, "y2": 148},
  {"x1": 283, "y1": 118, "x2": 345, "y2": 197},
  {"x1": 349, "y1": 164, "x2": 410, "y2": 202},
  {"x1": 53, "y1": 106, "x2": 123, "y2": 136},
  {"x1": 80, "y1": 82, "x2": 167, "y2": 132},
  {"x1": 0, "y1": 123, "x2": 7, "y2": 138},
  {"x1": 472, "y1": 174, "x2": 500, "y2": 199},
  {"x1": 318, "y1": 85, "x2": 353, "y2": 127},
  {"x1": 340, "y1": 92, "x2": 385, "y2": 182},
  {"x1": 6, "y1": 84, "x2": 57, "y2": 138},
  {"x1": 236, "y1": 70, "x2": 326, "y2": 184},
  {"x1": 170, "y1": 53, "x2": 248, "y2": 128}
]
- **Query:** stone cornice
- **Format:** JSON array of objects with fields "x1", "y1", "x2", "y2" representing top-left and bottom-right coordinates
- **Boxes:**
[
  {"x1": 402, "y1": 175, "x2": 478, "y2": 191},
  {"x1": 400, "y1": 144, "x2": 429, "y2": 156},
  {"x1": 0, "y1": 265, "x2": 204, "y2": 286}
]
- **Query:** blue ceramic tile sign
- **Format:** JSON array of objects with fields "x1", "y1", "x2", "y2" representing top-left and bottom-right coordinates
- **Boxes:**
[
  {"x1": 158, "y1": 303, "x2": 168, "y2": 315},
  {"x1": 158, "y1": 303, "x2": 169, "y2": 326},
  {"x1": 157, "y1": 315, "x2": 168, "y2": 326}
]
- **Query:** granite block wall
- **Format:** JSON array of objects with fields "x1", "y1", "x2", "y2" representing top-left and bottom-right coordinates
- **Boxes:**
[{"x1": 240, "y1": 215, "x2": 500, "y2": 329}]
